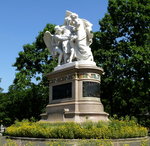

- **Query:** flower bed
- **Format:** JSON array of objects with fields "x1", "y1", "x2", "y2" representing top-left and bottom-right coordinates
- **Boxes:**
[{"x1": 5, "y1": 119, "x2": 148, "y2": 139}]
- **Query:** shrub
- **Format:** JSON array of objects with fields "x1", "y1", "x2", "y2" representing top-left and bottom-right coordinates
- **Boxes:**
[{"x1": 5, "y1": 119, "x2": 148, "y2": 139}]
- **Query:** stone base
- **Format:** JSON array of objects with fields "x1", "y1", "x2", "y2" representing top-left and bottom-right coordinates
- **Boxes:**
[
  {"x1": 41, "y1": 61, "x2": 109, "y2": 122},
  {"x1": 41, "y1": 101, "x2": 109, "y2": 122},
  {"x1": 54, "y1": 61, "x2": 97, "y2": 71}
]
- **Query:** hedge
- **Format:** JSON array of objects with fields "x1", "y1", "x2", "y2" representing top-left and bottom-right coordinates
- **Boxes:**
[{"x1": 5, "y1": 119, "x2": 148, "y2": 139}]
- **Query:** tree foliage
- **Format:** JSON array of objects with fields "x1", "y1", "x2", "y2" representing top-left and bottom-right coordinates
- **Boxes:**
[
  {"x1": 0, "y1": 25, "x2": 56, "y2": 126},
  {"x1": 13, "y1": 24, "x2": 56, "y2": 89},
  {"x1": 0, "y1": 84, "x2": 48, "y2": 126},
  {"x1": 92, "y1": 0, "x2": 150, "y2": 122},
  {"x1": 0, "y1": 78, "x2": 3, "y2": 93}
]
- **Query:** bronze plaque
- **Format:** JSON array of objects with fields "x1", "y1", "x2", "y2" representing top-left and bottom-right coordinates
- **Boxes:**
[
  {"x1": 83, "y1": 81, "x2": 100, "y2": 97},
  {"x1": 52, "y1": 83, "x2": 72, "y2": 100}
]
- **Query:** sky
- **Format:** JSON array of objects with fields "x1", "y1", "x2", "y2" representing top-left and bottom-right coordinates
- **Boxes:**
[{"x1": 0, "y1": 0, "x2": 108, "y2": 92}]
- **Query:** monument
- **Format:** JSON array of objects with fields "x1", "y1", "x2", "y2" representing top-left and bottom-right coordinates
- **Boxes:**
[{"x1": 41, "y1": 11, "x2": 109, "y2": 122}]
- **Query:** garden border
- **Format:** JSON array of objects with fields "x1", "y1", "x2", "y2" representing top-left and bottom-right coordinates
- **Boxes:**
[{"x1": 5, "y1": 135, "x2": 149, "y2": 142}]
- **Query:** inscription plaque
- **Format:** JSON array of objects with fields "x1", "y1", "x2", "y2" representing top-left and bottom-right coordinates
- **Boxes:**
[
  {"x1": 52, "y1": 83, "x2": 72, "y2": 100},
  {"x1": 83, "y1": 81, "x2": 100, "y2": 97}
]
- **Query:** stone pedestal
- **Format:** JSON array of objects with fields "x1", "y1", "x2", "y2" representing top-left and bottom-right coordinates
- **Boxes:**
[{"x1": 41, "y1": 61, "x2": 109, "y2": 122}]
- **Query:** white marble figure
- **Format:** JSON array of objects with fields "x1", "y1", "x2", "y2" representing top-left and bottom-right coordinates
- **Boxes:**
[
  {"x1": 43, "y1": 27, "x2": 62, "y2": 66},
  {"x1": 61, "y1": 15, "x2": 79, "y2": 63},
  {"x1": 43, "y1": 10, "x2": 94, "y2": 66},
  {"x1": 68, "y1": 11, "x2": 94, "y2": 61}
]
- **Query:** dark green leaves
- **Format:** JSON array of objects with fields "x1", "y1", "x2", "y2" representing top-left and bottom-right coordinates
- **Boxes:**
[{"x1": 92, "y1": 0, "x2": 150, "y2": 122}]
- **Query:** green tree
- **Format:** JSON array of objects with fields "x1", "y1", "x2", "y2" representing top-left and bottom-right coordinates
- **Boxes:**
[
  {"x1": 0, "y1": 78, "x2": 3, "y2": 93},
  {"x1": 0, "y1": 79, "x2": 12, "y2": 125},
  {"x1": 8, "y1": 84, "x2": 48, "y2": 122},
  {"x1": 0, "y1": 93, "x2": 12, "y2": 126},
  {"x1": 13, "y1": 24, "x2": 56, "y2": 89},
  {"x1": 0, "y1": 84, "x2": 48, "y2": 126},
  {"x1": 92, "y1": 0, "x2": 150, "y2": 123},
  {"x1": 0, "y1": 24, "x2": 56, "y2": 125}
]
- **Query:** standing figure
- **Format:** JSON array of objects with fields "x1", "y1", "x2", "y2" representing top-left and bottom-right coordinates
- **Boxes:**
[
  {"x1": 67, "y1": 11, "x2": 94, "y2": 61},
  {"x1": 61, "y1": 16, "x2": 77, "y2": 63}
]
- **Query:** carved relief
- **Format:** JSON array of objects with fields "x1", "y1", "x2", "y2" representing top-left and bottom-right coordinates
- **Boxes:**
[
  {"x1": 49, "y1": 72, "x2": 100, "y2": 84},
  {"x1": 78, "y1": 73, "x2": 100, "y2": 81}
]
